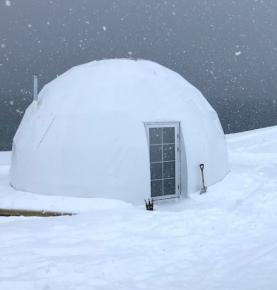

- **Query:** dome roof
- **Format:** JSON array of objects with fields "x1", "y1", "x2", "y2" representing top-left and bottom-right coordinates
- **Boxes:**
[
  {"x1": 10, "y1": 59, "x2": 229, "y2": 203},
  {"x1": 37, "y1": 59, "x2": 212, "y2": 117}
]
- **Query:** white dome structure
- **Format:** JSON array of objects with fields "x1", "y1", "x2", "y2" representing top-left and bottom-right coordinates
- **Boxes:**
[{"x1": 10, "y1": 59, "x2": 229, "y2": 203}]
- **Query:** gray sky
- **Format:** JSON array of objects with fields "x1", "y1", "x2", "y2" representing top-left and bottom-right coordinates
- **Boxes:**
[{"x1": 1, "y1": 0, "x2": 277, "y2": 149}]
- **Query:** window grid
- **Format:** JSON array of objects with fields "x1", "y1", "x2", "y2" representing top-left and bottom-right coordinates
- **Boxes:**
[
  {"x1": 151, "y1": 177, "x2": 175, "y2": 182},
  {"x1": 150, "y1": 160, "x2": 175, "y2": 165},
  {"x1": 149, "y1": 127, "x2": 176, "y2": 197}
]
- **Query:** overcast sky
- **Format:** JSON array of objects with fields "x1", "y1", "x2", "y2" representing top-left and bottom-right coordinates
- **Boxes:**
[{"x1": 1, "y1": 0, "x2": 277, "y2": 149}]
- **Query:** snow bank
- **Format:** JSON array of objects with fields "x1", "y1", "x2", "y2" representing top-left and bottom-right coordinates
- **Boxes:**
[
  {"x1": 0, "y1": 151, "x2": 11, "y2": 165},
  {"x1": 1, "y1": 126, "x2": 277, "y2": 289}
]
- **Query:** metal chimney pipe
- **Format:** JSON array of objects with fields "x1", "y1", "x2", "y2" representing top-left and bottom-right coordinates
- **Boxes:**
[{"x1": 33, "y1": 74, "x2": 38, "y2": 101}]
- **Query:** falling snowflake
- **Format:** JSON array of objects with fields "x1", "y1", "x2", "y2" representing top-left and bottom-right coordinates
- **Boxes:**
[
  {"x1": 5, "y1": 0, "x2": 11, "y2": 7},
  {"x1": 235, "y1": 51, "x2": 242, "y2": 56},
  {"x1": 0, "y1": 44, "x2": 6, "y2": 48},
  {"x1": 102, "y1": 26, "x2": 107, "y2": 31},
  {"x1": 16, "y1": 108, "x2": 23, "y2": 115}
]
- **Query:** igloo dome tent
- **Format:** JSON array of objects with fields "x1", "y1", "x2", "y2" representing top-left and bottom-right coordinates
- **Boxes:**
[{"x1": 10, "y1": 59, "x2": 229, "y2": 203}]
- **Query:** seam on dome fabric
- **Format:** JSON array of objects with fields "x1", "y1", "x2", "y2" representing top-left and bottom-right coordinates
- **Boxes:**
[{"x1": 36, "y1": 116, "x2": 56, "y2": 149}]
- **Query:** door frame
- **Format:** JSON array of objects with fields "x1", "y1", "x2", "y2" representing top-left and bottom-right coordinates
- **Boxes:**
[{"x1": 144, "y1": 121, "x2": 181, "y2": 200}]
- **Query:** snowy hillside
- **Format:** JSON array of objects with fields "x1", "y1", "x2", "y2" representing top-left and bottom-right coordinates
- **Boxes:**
[{"x1": 1, "y1": 126, "x2": 277, "y2": 289}]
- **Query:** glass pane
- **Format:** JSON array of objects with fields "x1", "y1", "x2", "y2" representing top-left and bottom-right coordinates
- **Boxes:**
[
  {"x1": 150, "y1": 162, "x2": 162, "y2": 180},
  {"x1": 163, "y1": 178, "x2": 175, "y2": 195},
  {"x1": 163, "y1": 161, "x2": 175, "y2": 178},
  {"x1": 163, "y1": 127, "x2": 175, "y2": 144},
  {"x1": 149, "y1": 125, "x2": 177, "y2": 198},
  {"x1": 149, "y1": 128, "x2": 162, "y2": 144},
  {"x1": 163, "y1": 144, "x2": 175, "y2": 161},
  {"x1": 151, "y1": 180, "x2": 163, "y2": 197},
  {"x1": 150, "y1": 145, "x2": 162, "y2": 162}
]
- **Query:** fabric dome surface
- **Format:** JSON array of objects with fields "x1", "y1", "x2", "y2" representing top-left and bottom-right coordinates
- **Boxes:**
[{"x1": 10, "y1": 59, "x2": 229, "y2": 203}]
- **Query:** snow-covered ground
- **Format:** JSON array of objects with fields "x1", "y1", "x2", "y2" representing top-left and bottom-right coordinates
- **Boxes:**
[{"x1": 1, "y1": 126, "x2": 277, "y2": 289}]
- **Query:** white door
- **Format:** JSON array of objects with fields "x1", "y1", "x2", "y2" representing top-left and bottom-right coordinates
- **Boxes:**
[{"x1": 145, "y1": 122, "x2": 181, "y2": 199}]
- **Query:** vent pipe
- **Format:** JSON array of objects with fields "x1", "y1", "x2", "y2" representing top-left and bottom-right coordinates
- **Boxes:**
[{"x1": 33, "y1": 74, "x2": 38, "y2": 101}]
